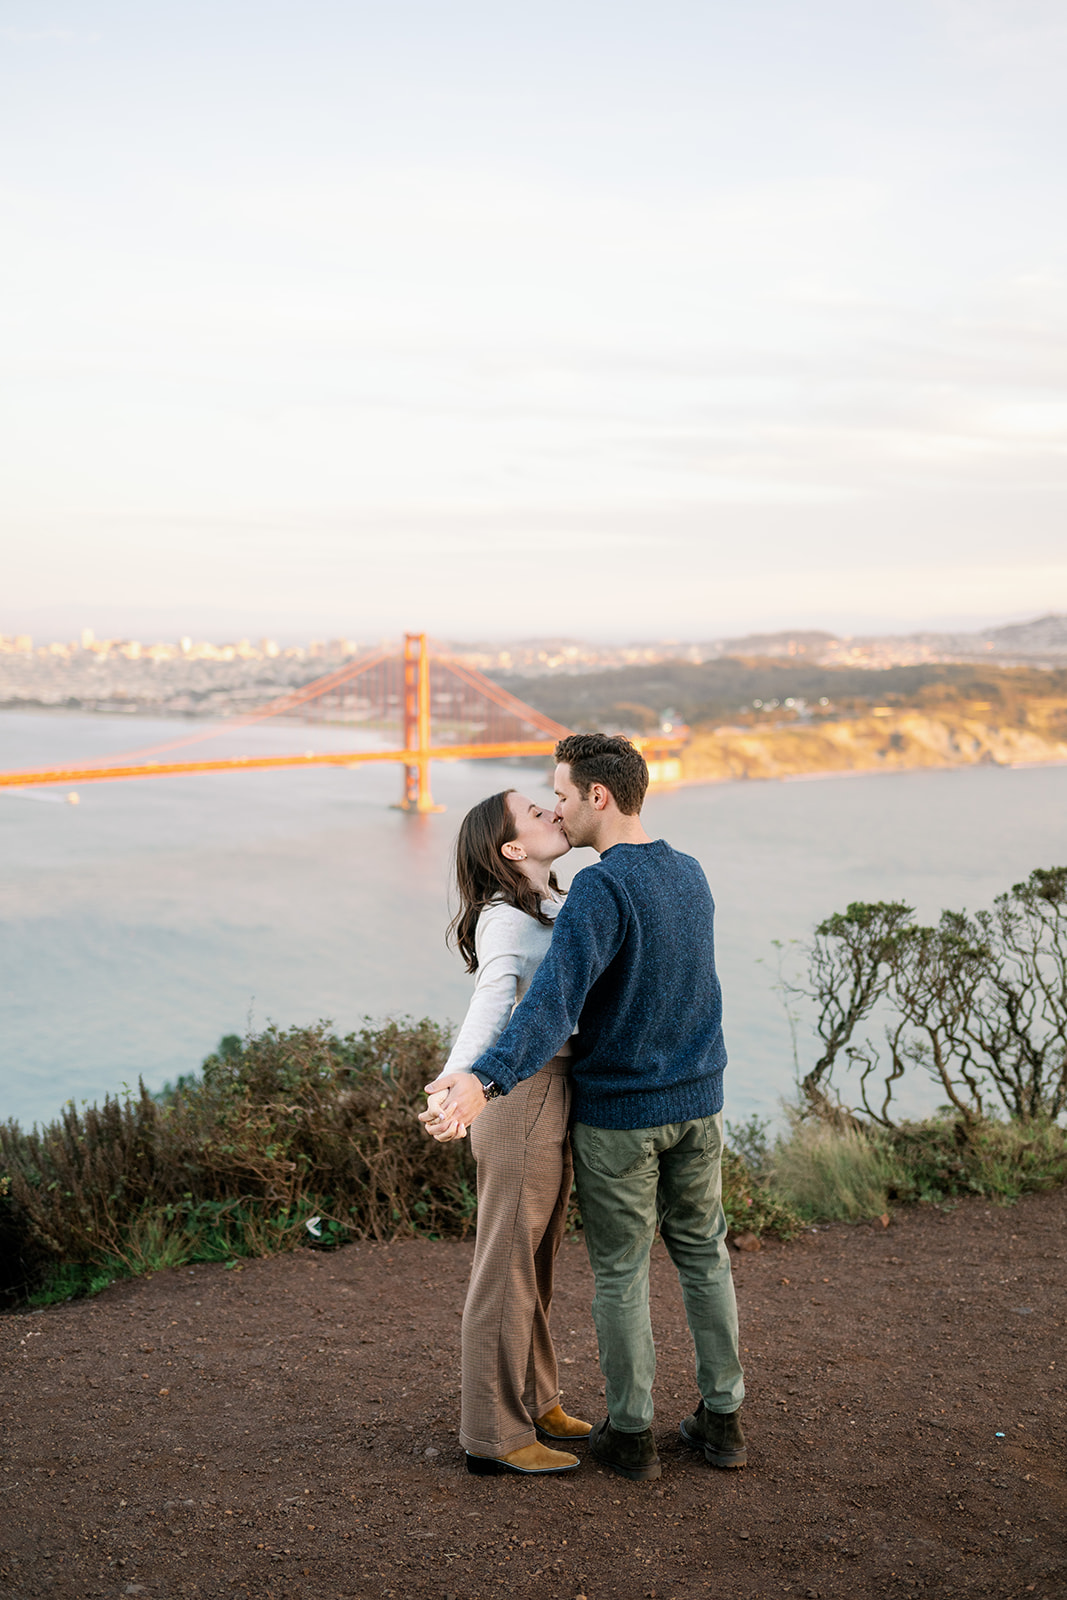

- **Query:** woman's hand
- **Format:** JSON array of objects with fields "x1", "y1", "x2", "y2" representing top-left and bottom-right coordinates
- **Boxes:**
[{"x1": 419, "y1": 1089, "x2": 467, "y2": 1142}]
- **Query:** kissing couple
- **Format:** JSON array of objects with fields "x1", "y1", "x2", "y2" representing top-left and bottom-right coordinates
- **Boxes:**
[{"x1": 421, "y1": 732, "x2": 746, "y2": 1482}]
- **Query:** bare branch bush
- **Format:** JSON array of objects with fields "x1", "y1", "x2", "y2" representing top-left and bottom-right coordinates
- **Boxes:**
[{"x1": 795, "y1": 866, "x2": 1067, "y2": 1126}]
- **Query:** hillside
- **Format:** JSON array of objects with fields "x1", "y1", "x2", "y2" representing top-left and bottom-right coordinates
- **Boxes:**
[
  {"x1": 494, "y1": 661, "x2": 1067, "y2": 780},
  {"x1": 494, "y1": 659, "x2": 1067, "y2": 732}
]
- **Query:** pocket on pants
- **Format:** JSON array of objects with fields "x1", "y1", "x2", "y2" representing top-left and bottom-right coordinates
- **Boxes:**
[
  {"x1": 522, "y1": 1071, "x2": 555, "y2": 1140},
  {"x1": 574, "y1": 1125, "x2": 656, "y2": 1179}
]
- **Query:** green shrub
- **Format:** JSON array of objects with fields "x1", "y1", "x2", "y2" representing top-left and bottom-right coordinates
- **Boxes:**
[
  {"x1": 0, "y1": 1019, "x2": 476, "y2": 1308},
  {"x1": 721, "y1": 1143, "x2": 803, "y2": 1239},
  {"x1": 725, "y1": 1113, "x2": 773, "y2": 1174},
  {"x1": 886, "y1": 1114, "x2": 1067, "y2": 1203}
]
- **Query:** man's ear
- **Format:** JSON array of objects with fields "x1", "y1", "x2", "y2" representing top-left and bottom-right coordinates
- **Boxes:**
[{"x1": 590, "y1": 783, "x2": 611, "y2": 813}]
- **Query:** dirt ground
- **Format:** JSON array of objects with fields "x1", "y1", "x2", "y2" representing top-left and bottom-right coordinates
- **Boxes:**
[{"x1": 1, "y1": 1188, "x2": 1064, "y2": 1600}]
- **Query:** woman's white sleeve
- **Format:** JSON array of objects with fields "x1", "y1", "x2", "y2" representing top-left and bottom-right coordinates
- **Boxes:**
[{"x1": 443, "y1": 909, "x2": 526, "y2": 1075}]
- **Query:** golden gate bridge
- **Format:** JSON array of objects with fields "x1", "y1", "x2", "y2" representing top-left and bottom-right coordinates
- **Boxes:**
[{"x1": 0, "y1": 633, "x2": 685, "y2": 811}]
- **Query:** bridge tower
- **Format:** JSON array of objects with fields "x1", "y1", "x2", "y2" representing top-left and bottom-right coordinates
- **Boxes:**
[{"x1": 396, "y1": 631, "x2": 444, "y2": 812}]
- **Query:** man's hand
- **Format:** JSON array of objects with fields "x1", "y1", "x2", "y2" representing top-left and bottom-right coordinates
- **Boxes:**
[
  {"x1": 418, "y1": 1089, "x2": 467, "y2": 1142},
  {"x1": 423, "y1": 1071, "x2": 491, "y2": 1129}
]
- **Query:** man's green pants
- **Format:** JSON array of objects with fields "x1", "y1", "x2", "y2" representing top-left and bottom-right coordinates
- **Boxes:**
[{"x1": 571, "y1": 1112, "x2": 744, "y2": 1433}]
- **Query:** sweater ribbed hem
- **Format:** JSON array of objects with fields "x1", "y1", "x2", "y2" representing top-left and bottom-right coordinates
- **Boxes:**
[{"x1": 570, "y1": 1077, "x2": 723, "y2": 1131}]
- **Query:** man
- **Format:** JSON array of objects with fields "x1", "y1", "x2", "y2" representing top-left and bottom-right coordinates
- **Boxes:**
[{"x1": 426, "y1": 733, "x2": 746, "y2": 1482}]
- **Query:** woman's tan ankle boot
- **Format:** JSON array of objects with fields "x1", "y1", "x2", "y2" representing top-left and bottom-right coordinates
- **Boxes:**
[
  {"x1": 534, "y1": 1403, "x2": 593, "y2": 1439},
  {"x1": 466, "y1": 1441, "x2": 579, "y2": 1475}
]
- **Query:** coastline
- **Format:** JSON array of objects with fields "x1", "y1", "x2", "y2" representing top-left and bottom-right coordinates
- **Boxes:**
[
  {"x1": 667, "y1": 754, "x2": 1067, "y2": 790},
  {"x1": 676, "y1": 706, "x2": 1067, "y2": 788}
]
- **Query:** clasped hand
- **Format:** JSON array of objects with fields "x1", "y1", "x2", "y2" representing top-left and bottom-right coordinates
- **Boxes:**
[
  {"x1": 418, "y1": 1088, "x2": 467, "y2": 1142},
  {"x1": 419, "y1": 1071, "x2": 491, "y2": 1142}
]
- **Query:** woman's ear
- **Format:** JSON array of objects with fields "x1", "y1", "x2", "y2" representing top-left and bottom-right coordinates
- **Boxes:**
[{"x1": 501, "y1": 841, "x2": 527, "y2": 862}]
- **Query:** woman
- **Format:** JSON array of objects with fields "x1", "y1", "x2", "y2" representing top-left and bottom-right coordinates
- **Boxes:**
[{"x1": 422, "y1": 789, "x2": 591, "y2": 1476}]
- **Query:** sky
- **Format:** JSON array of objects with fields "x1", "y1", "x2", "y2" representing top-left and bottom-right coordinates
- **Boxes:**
[{"x1": 2, "y1": 0, "x2": 1066, "y2": 644}]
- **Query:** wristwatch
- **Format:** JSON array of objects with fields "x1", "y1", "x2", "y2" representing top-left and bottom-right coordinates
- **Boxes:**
[{"x1": 472, "y1": 1070, "x2": 504, "y2": 1100}]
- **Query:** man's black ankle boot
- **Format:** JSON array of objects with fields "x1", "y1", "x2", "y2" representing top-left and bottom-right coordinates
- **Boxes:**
[
  {"x1": 679, "y1": 1400, "x2": 747, "y2": 1468},
  {"x1": 589, "y1": 1418, "x2": 662, "y2": 1481}
]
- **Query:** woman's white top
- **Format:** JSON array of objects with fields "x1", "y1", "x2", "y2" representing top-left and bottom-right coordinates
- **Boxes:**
[{"x1": 444, "y1": 897, "x2": 569, "y2": 1075}]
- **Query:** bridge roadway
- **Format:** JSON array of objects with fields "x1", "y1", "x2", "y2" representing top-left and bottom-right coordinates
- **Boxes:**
[{"x1": 0, "y1": 740, "x2": 563, "y2": 789}]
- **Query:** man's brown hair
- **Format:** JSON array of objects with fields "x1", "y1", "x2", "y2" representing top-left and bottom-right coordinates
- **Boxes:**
[{"x1": 554, "y1": 733, "x2": 648, "y2": 816}]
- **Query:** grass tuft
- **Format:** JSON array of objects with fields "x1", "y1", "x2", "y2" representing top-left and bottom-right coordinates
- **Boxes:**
[{"x1": 768, "y1": 1116, "x2": 907, "y2": 1222}]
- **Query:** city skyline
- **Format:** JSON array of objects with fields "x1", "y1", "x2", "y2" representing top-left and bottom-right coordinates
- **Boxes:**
[
  {"x1": 4, "y1": 2, "x2": 1066, "y2": 641},
  {"x1": 4, "y1": 608, "x2": 1065, "y2": 667}
]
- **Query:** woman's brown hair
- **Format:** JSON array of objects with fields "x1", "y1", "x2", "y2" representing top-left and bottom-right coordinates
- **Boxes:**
[{"x1": 447, "y1": 789, "x2": 561, "y2": 973}]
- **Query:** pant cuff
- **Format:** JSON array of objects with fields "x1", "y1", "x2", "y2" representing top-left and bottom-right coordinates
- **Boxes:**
[{"x1": 527, "y1": 1390, "x2": 561, "y2": 1420}]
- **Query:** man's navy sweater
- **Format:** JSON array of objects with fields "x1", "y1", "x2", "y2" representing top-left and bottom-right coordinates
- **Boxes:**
[{"x1": 469, "y1": 839, "x2": 727, "y2": 1130}]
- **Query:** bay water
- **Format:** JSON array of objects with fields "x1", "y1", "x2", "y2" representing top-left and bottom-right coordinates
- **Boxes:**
[{"x1": 2, "y1": 709, "x2": 1064, "y2": 1131}]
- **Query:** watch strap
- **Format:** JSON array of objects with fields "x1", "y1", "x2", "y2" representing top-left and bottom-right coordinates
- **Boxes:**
[{"x1": 472, "y1": 1069, "x2": 504, "y2": 1100}]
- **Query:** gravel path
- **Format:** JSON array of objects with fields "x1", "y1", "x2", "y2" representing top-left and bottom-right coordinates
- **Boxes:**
[{"x1": 2, "y1": 1188, "x2": 1064, "y2": 1599}]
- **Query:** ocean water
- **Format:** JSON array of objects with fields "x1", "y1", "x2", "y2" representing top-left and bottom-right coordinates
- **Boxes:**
[{"x1": 2, "y1": 710, "x2": 1065, "y2": 1131}]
